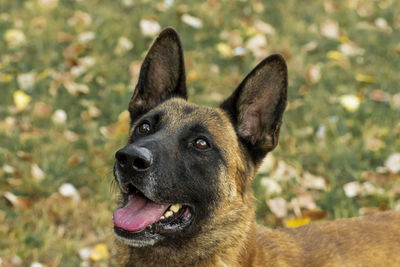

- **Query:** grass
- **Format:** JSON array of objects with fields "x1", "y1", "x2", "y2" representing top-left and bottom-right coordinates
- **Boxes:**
[{"x1": 0, "y1": 0, "x2": 399, "y2": 265}]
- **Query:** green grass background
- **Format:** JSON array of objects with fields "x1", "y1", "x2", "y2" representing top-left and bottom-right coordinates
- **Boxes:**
[{"x1": 1, "y1": 0, "x2": 399, "y2": 265}]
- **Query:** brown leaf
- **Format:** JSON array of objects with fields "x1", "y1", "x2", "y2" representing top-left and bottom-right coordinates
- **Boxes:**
[
  {"x1": 33, "y1": 102, "x2": 52, "y2": 119},
  {"x1": 3, "y1": 192, "x2": 33, "y2": 210},
  {"x1": 63, "y1": 43, "x2": 84, "y2": 61},
  {"x1": 302, "y1": 210, "x2": 327, "y2": 221},
  {"x1": 369, "y1": 90, "x2": 390, "y2": 102},
  {"x1": 68, "y1": 155, "x2": 82, "y2": 166},
  {"x1": 57, "y1": 32, "x2": 75, "y2": 43}
]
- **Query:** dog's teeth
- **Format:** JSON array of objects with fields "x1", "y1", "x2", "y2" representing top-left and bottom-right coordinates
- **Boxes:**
[
  {"x1": 170, "y1": 204, "x2": 182, "y2": 213},
  {"x1": 164, "y1": 211, "x2": 173, "y2": 218}
]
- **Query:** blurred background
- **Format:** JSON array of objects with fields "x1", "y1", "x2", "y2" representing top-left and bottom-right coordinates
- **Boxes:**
[{"x1": 1, "y1": 0, "x2": 399, "y2": 265}]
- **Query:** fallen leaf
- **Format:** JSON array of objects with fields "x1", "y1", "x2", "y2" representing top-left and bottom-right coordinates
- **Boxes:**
[
  {"x1": 140, "y1": 19, "x2": 161, "y2": 37},
  {"x1": 187, "y1": 71, "x2": 199, "y2": 83},
  {"x1": 284, "y1": 217, "x2": 310, "y2": 228},
  {"x1": 253, "y1": 20, "x2": 275, "y2": 35},
  {"x1": 260, "y1": 177, "x2": 282, "y2": 195},
  {"x1": 17, "y1": 72, "x2": 36, "y2": 91},
  {"x1": 64, "y1": 130, "x2": 79, "y2": 142},
  {"x1": 258, "y1": 154, "x2": 276, "y2": 173},
  {"x1": 0, "y1": 73, "x2": 13, "y2": 83},
  {"x1": 31, "y1": 164, "x2": 45, "y2": 181},
  {"x1": 4, "y1": 29, "x2": 26, "y2": 48},
  {"x1": 13, "y1": 90, "x2": 31, "y2": 111},
  {"x1": 343, "y1": 181, "x2": 362, "y2": 197},
  {"x1": 181, "y1": 14, "x2": 203, "y2": 29},
  {"x1": 301, "y1": 172, "x2": 328, "y2": 190},
  {"x1": 79, "y1": 247, "x2": 92, "y2": 261},
  {"x1": 362, "y1": 182, "x2": 384, "y2": 196},
  {"x1": 33, "y1": 102, "x2": 52, "y2": 119},
  {"x1": 366, "y1": 136, "x2": 384, "y2": 151},
  {"x1": 375, "y1": 17, "x2": 392, "y2": 33},
  {"x1": 30, "y1": 262, "x2": 45, "y2": 267},
  {"x1": 38, "y1": 0, "x2": 58, "y2": 9},
  {"x1": 385, "y1": 153, "x2": 400, "y2": 173},
  {"x1": 339, "y1": 42, "x2": 365, "y2": 56},
  {"x1": 326, "y1": 50, "x2": 344, "y2": 60},
  {"x1": 51, "y1": 109, "x2": 67, "y2": 125},
  {"x1": 392, "y1": 93, "x2": 400, "y2": 109},
  {"x1": 216, "y1": 43, "x2": 232, "y2": 57},
  {"x1": 115, "y1": 36, "x2": 134, "y2": 55},
  {"x1": 68, "y1": 156, "x2": 82, "y2": 166},
  {"x1": 122, "y1": 0, "x2": 133, "y2": 7},
  {"x1": 321, "y1": 19, "x2": 339, "y2": 39},
  {"x1": 68, "y1": 11, "x2": 92, "y2": 27},
  {"x1": 232, "y1": 47, "x2": 246, "y2": 57},
  {"x1": 302, "y1": 41, "x2": 317, "y2": 52},
  {"x1": 267, "y1": 197, "x2": 287, "y2": 218},
  {"x1": 90, "y1": 243, "x2": 109, "y2": 261},
  {"x1": 3, "y1": 192, "x2": 33, "y2": 210},
  {"x1": 58, "y1": 183, "x2": 80, "y2": 201},
  {"x1": 355, "y1": 74, "x2": 374, "y2": 83},
  {"x1": 297, "y1": 194, "x2": 317, "y2": 210},
  {"x1": 305, "y1": 64, "x2": 321, "y2": 84},
  {"x1": 302, "y1": 210, "x2": 327, "y2": 221},
  {"x1": 339, "y1": 94, "x2": 360, "y2": 112},
  {"x1": 63, "y1": 43, "x2": 84, "y2": 60},
  {"x1": 369, "y1": 89, "x2": 390, "y2": 102},
  {"x1": 245, "y1": 34, "x2": 268, "y2": 59},
  {"x1": 78, "y1": 31, "x2": 96, "y2": 44}
]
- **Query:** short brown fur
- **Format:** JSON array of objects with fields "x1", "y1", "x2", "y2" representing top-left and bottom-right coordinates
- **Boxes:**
[{"x1": 114, "y1": 28, "x2": 400, "y2": 266}]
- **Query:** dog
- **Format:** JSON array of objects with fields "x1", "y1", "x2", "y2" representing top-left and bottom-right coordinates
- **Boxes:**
[{"x1": 112, "y1": 27, "x2": 400, "y2": 266}]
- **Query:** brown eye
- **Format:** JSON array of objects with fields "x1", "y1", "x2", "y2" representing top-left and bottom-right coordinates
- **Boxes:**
[
  {"x1": 194, "y1": 138, "x2": 209, "y2": 150},
  {"x1": 138, "y1": 122, "x2": 151, "y2": 134}
]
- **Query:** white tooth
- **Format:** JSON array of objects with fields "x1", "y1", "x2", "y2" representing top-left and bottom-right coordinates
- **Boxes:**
[
  {"x1": 170, "y1": 204, "x2": 182, "y2": 213},
  {"x1": 160, "y1": 216, "x2": 165, "y2": 220},
  {"x1": 164, "y1": 211, "x2": 173, "y2": 218}
]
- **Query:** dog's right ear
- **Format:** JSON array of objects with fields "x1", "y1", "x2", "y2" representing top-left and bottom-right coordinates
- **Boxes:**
[{"x1": 128, "y1": 27, "x2": 187, "y2": 123}]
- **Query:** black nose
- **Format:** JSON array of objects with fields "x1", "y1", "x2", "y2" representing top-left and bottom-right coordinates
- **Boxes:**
[{"x1": 115, "y1": 145, "x2": 153, "y2": 172}]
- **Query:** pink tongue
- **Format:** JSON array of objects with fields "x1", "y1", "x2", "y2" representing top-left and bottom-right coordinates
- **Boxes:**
[{"x1": 113, "y1": 194, "x2": 170, "y2": 231}]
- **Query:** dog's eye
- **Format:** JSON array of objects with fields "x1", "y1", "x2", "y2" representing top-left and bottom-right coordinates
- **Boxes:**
[
  {"x1": 137, "y1": 122, "x2": 151, "y2": 134},
  {"x1": 193, "y1": 138, "x2": 209, "y2": 150}
]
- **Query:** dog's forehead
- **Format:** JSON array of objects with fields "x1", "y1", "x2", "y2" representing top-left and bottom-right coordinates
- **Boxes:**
[{"x1": 153, "y1": 98, "x2": 234, "y2": 138}]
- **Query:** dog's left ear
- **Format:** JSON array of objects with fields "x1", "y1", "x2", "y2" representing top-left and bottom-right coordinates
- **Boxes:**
[
  {"x1": 220, "y1": 54, "x2": 287, "y2": 163},
  {"x1": 128, "y1": 27, "x2": 187, "y2": 123}
]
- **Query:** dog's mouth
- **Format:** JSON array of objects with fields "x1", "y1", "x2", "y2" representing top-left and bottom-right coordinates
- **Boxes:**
[{"x1": 113, "y1": 183, "x2": 194, "y2": 245}]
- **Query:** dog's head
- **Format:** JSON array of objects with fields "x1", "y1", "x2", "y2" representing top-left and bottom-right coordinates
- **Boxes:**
[{"x1": 113, "y1": 28, "x2": 287, "y2": 250}]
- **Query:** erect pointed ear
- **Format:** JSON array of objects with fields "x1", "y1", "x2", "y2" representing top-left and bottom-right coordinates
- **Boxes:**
[
  {"x1": 220, "y1": 54, "x2": 288, "y2": 163},
  {"x1": 128, "y1": 27, "x2": 187, "y2": 122}
]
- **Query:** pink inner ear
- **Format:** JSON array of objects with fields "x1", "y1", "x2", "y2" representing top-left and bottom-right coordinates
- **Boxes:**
[{"x1": 238, "y1": 107, "x2": 262, "y2": 145}]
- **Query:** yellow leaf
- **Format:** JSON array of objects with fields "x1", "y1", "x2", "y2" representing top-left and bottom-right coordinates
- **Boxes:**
[
  {"x1": 90, "y1": 243, "x2": 109, "y2": 261},
  {"x1": 187, "y1": 71, "x2": 199, "y2": 83},
  {"x1": 339, "y1": 36, "x2": 349, "y2": 43},
  {"x1": 13, "y1": 90, "x2": 31, "y2": 111},
  {"x1": 4, "y1": 29, "x2": 26, "y2": 48},
  {"x1": 284, "y1": 217, "x2": 311, "y2": 228},
  {"x1": 37, "y1": 69, "x2": 51, "y2": 81},
  {"x1": 0, "y1": 73, "x2": 13, "y2": 83},
  {"x1": 216, "y1": 43, "x2": 232, "y2": 57},
  {"x1": 339, "y1": 94, "x2": 360, "y2": 112},
  {"x1": 355, "y1": 74, "x2": 374, "y2": 83},
  {"x1": 326, "y1": 50, "x2": 343, "y2": 60},
  {"x1": 118, "y1": 110, "x2": 130, "y2": 124}
]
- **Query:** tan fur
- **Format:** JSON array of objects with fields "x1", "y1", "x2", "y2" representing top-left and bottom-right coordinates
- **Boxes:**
[{"x1": 117, "y1": 98, "x2": 400, "y2": 266}]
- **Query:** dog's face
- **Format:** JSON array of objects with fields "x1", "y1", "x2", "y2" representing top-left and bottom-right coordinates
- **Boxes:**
[{"x1": 113, "y1": 28, "x2": 287, "y2": 250}]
